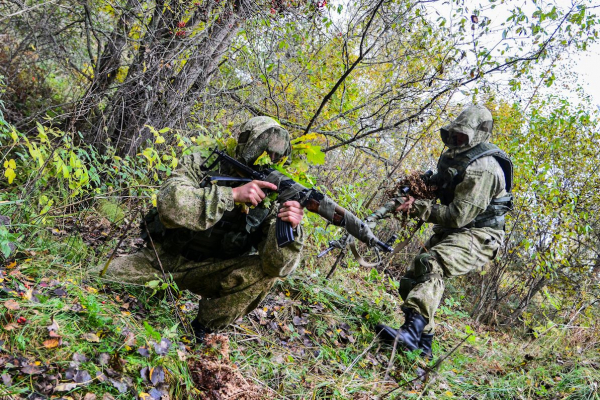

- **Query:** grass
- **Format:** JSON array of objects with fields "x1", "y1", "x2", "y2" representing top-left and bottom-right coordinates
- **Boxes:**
[{"x1": 1, "y1": 211, "x2": 599, "y2": 399}]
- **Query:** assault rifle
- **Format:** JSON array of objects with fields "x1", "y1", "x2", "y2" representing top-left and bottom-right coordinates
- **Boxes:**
[
  {"x1": 318, "y1": 173, "x2": 434, "y2": 276},
  {"x1": 201, "y1": 148, "x2": 393, "y2": 252}
]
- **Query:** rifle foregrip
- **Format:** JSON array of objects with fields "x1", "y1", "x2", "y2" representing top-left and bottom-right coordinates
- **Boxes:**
[{"x1": 275, "y1": 217, "x2": 295, "y2": 247}]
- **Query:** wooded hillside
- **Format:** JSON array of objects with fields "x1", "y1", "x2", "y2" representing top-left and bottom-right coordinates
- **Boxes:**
[{"x1": 0, "y1": 0, "x2": 599, "y2": 398}]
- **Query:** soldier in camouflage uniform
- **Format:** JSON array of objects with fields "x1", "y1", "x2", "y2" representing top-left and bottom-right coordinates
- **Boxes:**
[
  {"x1": 369, "y1": 105, "x2": 513, "y2": 358},
  {"x1": 97, "y1": 116, "x2": 306, "y2": 338}
]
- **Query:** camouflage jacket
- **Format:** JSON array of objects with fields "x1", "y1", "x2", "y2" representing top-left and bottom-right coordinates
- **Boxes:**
[
  {"x1": 410, "y1": 154, "x2": 507, "y2": 229},
  {"x1": 156, "y1": 152, "x2": 305, "y2": 278}
]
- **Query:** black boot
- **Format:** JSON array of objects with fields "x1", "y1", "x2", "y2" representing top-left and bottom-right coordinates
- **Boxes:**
[
  {"x1": 191, "y1": 319, "x2": 212, "y2": 345},
  {"x1": 375, "y1": 307, "x2": 428, "y2": 352},
  {"x1": 418, "y1": 333, "x2": 434, "y2": 360}
]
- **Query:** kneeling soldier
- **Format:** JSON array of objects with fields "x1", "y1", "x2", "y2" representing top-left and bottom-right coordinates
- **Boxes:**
[{"x1": 97, "y1": 117, "x2": 305, "y2": 340}]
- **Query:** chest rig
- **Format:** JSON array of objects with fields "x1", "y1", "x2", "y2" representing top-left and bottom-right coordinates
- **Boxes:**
[
  {"x1": 431, "y1": 142, "x2": 514, "y2": 229},
  {"x1": 141, "y1": 172, "x2": 270, "y2": 262}
]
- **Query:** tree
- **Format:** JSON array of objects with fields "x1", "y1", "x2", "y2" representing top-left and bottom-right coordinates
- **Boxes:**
[{"x1": 1, "y1": 0, "x2": 598, "y2": 158}]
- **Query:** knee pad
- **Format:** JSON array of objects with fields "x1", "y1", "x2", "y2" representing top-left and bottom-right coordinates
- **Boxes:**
[{"x1": 399, "y1": 253, "x2": 436, "y2": 301}]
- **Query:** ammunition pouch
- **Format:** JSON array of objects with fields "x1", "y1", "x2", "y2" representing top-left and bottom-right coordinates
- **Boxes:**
[{"x1": 464, "y1": 194, "x2": 513, "y2": 230}]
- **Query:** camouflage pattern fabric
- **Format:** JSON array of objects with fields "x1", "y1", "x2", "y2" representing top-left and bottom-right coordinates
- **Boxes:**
[
  {"x1": 440, "y1": 105, "x2": 493, "y2": 151},
  {"x1": 403, "y1": 227, "x2": 503, "y2": 334},
  {"x1": 236, "y1": 116, "x2": 292, "y2": 166},
  {"x1": 368, "y1": 105, "x2": 507, "y2": 334},
  {"x1": 410, "y1": 155, "x2": 507, "y2": 228},
  {"x1": 95, "y1": 117, "x2": 304, "y2": 330}
]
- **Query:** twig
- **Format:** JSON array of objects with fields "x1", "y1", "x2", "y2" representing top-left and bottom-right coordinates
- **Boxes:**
[
  {"x1": 141, "y1": 210, "x2": 191, "y2": 336},
  {"x1": 343, "y1": 337, "x2": 378, "y2": 375},
  {"x1": 383, "y1": 335, "x2": 401, "y2": 383},
  {"x1": 99, "y1": 204, "x2": 141, "y2": 277},
  {"x1": 380, "y1": 334, "x2": 472, "y2": 398}
]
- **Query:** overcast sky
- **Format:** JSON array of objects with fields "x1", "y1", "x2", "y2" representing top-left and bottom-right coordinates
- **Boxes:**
[{"x1": 571, "y1": 40, "x2": 600, "y2": 107}]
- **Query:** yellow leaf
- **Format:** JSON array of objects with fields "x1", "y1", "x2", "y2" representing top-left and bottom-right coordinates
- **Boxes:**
[
  {"x1": 8, "y1": 159, "x2": 16, "y2": 169},
  {"x1": 4, "y1": 168, "x2": 15, "y2": 184},
  {"x1": 155, "y1": 135, "x2": 165, "y2": 144},
  {"x1": 43, "y1": 338, "x2": 60, "y2": 349},
  {"x1": 82, "y1": 333, "x2": 100, "y2": 343},
  {"x1": 291, "y1": 132, "x2": 321, "y2": 144}
]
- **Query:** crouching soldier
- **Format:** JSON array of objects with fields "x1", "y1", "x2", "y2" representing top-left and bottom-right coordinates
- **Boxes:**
[
  {"x1": 369, "y1": 105, "x2": 513, "y2": 359},
  {"x1": 96, "y1": 116, "x2": 305, "y2": 340}
]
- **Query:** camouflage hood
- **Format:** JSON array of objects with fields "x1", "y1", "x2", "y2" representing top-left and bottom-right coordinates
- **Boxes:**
[
  {"x1": 440, "y1": 105, "x2": 493, "y2": 152},
  {"x1": 236, "y1": 116, "x2": 291, "y2": 166}
]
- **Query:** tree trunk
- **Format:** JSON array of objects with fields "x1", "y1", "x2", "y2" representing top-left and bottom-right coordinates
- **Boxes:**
[
  {"x1": 70, "y1": 0, "x2": 139, "y2": 135},
  {"x1": 86, "y1": 0, "x2": 252, "y2": 156}
]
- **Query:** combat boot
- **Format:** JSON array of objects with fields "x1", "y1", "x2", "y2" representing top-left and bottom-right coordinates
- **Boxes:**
[
  {"x1": 191, "y1": 319, "x2": 212, "y2": 345},
  {"x1": 418, "y1": 333, "x2": 434, "y2": 360},
  {"x1": 375, "y1": 307, "x2": 428, "y2": 352}
]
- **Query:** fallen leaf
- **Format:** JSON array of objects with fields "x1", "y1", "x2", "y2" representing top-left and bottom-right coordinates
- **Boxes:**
[
  {"x1": 3, "y1": 299, "x2": 19, "y2": 310},
  {"x1": 65, "y1": 367, "x2": 77, "y2": 380},
  {"x1": 74, "y1": 369, "x2": 92, "y2": 384},
  {"x1": 154, "y1": 338, "x2": 172, "y2": 356},
  {"x1": 1, "y1": 373, "x2": 12, "y2": 386},
  {"x1": 83, "y1": 393, "x2": 97, "y2": 400},
  {"x1": 149, "y1": 366, "x2": 165, "y2": 385},
  {"x1": 3, "y1": 323, "x2": 19, "y2": 331},
  {"x1": 138, "y1": 347, "x2": 150, "y2": 357},
  {"x1": 21, "y1": 364, "x2": 43, "y2": 375},
  {"x1": 82, "y1": 333, "x2": 100, "y2": 343},
  {"x1": 149, "y1": 388, "x2": 163, "y2": 400},
  {"x1": 95, "y1": 371, "x2": 107, "y2": 383},
  {"x1": 124, "y1": 331, "x2": 135, "y2": 346},
  {"x1": 54, "y1": 382, "x2": 78, "y2": 392},
  {"x1": 103, "y1": 393, "x2": 115, "y2": 400},
  {"x1": 43, "y1": 338, "x2": 60, "y2": 349},
  {"x1": 140, "y1": 366, "x2": 149, "y2": 382},
  {"x1": 47, "y1": 318, "x2": 59, "y2": 333},
  {"x1": 139, "y1": 393, "x2": 152, "y2": 400},
  {"x1": 71, "y1": 352, "x2": 88, "y2": 368},
  {"x1": 110, "y1": 378, "x2": 128, "y2": 393},
  {"x1": 98, "y1": 353, "x2": 110, "y2": 366}
]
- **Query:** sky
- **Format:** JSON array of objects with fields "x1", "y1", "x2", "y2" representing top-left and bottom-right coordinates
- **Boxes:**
[{"x1": 571, "y1": 40, "x2": 600, "y2": 107}]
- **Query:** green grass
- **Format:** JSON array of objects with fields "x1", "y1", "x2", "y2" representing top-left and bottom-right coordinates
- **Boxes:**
[{"x1": 1, "y1": 215, "x2": 599, "y2": 399}]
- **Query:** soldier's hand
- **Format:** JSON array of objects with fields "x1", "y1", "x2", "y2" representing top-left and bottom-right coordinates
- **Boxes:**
[
  {"x1": 395, "y1": 196, "x2": 415, "y2": 214},
  {"x1": 278, "y1": 201, "x2": 304, "y2": 229},
  {"x1": 232, "y1": 180, "x2": 278, "y2": 206}
]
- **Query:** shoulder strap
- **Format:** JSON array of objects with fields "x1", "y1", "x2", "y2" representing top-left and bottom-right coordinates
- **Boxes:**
[{"x1": 453, "y1": 143, "x2": 514, "y2": 193}]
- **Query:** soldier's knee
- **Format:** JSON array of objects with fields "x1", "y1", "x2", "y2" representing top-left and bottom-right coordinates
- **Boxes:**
[{"x1": 399, "y1": 253, "x2": 441, "y2": 300}]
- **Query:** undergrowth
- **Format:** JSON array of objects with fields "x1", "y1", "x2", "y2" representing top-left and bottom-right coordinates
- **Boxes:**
[{"x1": 1, "y1": 216, "x2": 598, "y2": 399}]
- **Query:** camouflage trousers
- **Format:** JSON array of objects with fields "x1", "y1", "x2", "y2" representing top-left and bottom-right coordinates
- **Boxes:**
[
  {"x1": 403, "y1": 227, "x2": 503, "y2": 334},
  {"x1": 92, "y1": 244, "x2": 278, "y2": 331}
]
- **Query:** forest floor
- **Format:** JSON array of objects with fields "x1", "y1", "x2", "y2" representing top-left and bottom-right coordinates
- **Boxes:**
[{"x1": 1, "y1": 211, "x2": 599, "y2": 400}]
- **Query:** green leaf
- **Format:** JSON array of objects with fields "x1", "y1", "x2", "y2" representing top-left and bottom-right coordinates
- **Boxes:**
[{"x1": 143, "y1": 321, "x2": 161, "y2": 341}]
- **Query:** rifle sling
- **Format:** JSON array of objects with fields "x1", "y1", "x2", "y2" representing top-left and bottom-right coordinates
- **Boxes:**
[{"x1": 349, "y1": 240, "x2": 382, "y2": 268}]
